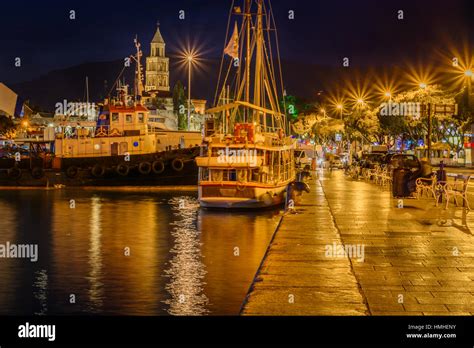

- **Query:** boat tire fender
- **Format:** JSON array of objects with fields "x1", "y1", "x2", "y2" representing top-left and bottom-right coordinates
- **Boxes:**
[
  {"x1": 171, "y1": 158, "x2": 185, "y2": 172},
  {"x1": 66, "y1": 166, "x2": 79, "y2": 178},
  {"x1": 31, "y1": 166, "x2": 44, "y2": 179},
  {"x1": 116, "y1": 163, "x2": 130, "y2": 176},
  {"x1": 152, "y1": 160, "x2": 165, "y2": 174},
  {"x1": 91, "y1": 164, "x2": 106, "y2": 178},
  {"x1": 138, "y1": 162, "x2": 152, "y2": 175},
  {"x1": 8, "y1": 166, "x2": 22, "y2": 180}
]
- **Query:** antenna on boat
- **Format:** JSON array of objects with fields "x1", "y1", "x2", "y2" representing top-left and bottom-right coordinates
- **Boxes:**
[{"x1": 132, "y1": 36, "x2": 144, "y2": 103}]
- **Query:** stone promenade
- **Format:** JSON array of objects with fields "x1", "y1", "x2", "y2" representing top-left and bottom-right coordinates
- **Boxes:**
[{"x1": 241, "y1": 170, "x2": 474, "y2": 315}]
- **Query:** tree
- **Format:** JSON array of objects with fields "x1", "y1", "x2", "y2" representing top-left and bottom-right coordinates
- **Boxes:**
[
  {"x1": 172, "y1": 81, "x2": 187, "y2": 130},
  {"x1": 0, "y1": 116, "x2": 17, "y2": 139},
  {"x1": 345, "y1": 104, "x2": 380, "y2": 143},
  {"x1": 391, "y1": 85, "x2": 457, "y2": 151}
]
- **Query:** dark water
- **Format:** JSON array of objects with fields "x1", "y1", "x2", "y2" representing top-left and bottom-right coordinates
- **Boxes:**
[{"x1": 0, "y1": 188, "x2": 280, "y2": 315}]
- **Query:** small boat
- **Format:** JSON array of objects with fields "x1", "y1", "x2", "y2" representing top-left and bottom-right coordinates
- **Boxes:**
[{"x1": 196, "y1": 0, "x2": 296, "y2": 208}]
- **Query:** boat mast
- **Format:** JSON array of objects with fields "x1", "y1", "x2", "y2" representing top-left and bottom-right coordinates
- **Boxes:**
[
  {"x1": 245, "y1": 0, "x2": 251, "y2": 122},
  {"x1": 254, "y1": 0, "x2": 263, "y2": 115}
]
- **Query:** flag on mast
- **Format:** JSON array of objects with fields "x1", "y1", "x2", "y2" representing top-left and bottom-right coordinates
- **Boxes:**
[{"x1": 224, "y1": 22, "x2": 239, "y2": 59}]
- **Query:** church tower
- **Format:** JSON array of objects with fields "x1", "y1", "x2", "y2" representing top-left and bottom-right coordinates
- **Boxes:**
[{"x1": 145, "y1": 23, "x2": 170, "y2": 92}]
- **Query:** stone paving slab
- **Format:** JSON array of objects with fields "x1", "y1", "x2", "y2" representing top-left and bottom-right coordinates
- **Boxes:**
[
  {"x1": 241, "y1": 170, "x2": 474, "y2": 316},
  {"x1": 241, "y1": 177, "x2": 369, "y2": 316}
]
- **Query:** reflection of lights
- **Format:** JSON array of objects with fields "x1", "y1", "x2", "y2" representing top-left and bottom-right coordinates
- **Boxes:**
[
  {"x1": 33, "y1": 269, "x2": 48, "y2": 315},
  {"x1": 88, "y1": 196, "x2": 104, "y2": 311},
  {"x1": 163, "y1": 197, "x2": 209, "y2": 315}
]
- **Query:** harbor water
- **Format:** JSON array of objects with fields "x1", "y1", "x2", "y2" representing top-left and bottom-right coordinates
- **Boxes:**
[{"x1": 0, "y1": 187, "x2": 280, "y2": 315}]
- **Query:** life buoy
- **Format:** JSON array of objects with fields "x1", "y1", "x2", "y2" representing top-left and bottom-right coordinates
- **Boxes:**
[
  {"x1": 138, "y1": 162, "x2": 152, "y2": 175},
  {"x1": 171, "y1": 158, "x2": 184, "y2": 172},
  {"x1": 152, "y1": 160, "x2": 165, "y2": 174},
  {"x1": 116, "y1": 163, "x2": 129, "y2": 176},
  {"x1": 66, "y1": 166, "x2": 79, "y2": 178},
  {"x1": 91, "y1": 164, "x2": 106, "y2": 178},
  {"x1": 8, "y1": 166, "x2": 22, "y2": 179},
  {"x1": 31, "y1": 166, "x2": 44, "y2": 179}
]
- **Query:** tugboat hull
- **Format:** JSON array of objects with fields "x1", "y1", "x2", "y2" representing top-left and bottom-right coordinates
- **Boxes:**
[{"x1": 0, "y1": 148, "x2": 199, "y2": 187}]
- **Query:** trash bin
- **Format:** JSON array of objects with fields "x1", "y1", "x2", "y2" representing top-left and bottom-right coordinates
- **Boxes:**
[{"x1": 392, "y1": 168, "x2": 411, "y2": 198}]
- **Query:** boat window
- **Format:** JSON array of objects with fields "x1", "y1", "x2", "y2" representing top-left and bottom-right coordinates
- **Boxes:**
[
  {"x1": 112, "y1": 113, "x2": 119, "y2": 122},
  {"x1": 126, "y1": 114, "x2": 133, "y2": 123},
  {"x1": 138, "y1": 113, "x2": 145, "y2": 123}
]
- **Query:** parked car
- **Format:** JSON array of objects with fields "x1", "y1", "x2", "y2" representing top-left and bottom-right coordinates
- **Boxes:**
[
  {"x1": 330, "y1": 155, "x2": 344, "y2": 169},
  {"x1": 388, "y1": 154, "x2": 421, "y2": 171},
  {"x1": 360, "y1": 153, "x2": 385, "y2": 169},
  {"x1": 295, "y1": 150, "x2": 313, "y2": 168}
]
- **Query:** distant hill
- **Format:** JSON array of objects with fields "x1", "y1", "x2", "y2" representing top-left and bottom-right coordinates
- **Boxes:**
[{"x1": 10, "y1": 58, "x2": 357, "y2": 113}]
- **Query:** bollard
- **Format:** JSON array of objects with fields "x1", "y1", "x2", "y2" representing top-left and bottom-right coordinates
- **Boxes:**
[{"x1": 436, "y1": 160, "x2": 447, "y2": 204}]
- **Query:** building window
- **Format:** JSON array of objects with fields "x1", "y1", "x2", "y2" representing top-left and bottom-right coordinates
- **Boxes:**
[
  {"x1": 112, "y1": 113, "x2": 119, "y2": 122},
  {"x1": 138, "y1": 113, "x2": 144, "y2": 123},
  {"x1": 126, "y1": 114, "x2": 132, "y2": 123}
]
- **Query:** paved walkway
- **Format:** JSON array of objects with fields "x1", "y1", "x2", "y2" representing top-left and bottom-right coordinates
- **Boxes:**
[{"x1": 241, "y1": 170, "x2": 474, "y2": 315}]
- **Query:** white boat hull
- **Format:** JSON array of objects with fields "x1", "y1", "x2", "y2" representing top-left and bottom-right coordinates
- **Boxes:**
[{"x1": 198, "y1": 184, "x2": 287, "y2": 209}]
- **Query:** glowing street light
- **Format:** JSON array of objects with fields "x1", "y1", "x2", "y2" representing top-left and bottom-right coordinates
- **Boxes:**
[
  {"x1": 186, "y1": 53, "x2": 195, "y2": 131},
  {"x1": 384, "y1": 91, "x2": 392, "y2": 98},
  {"x1": 465, "y1": 69, "x2": 473, "y2": 77},
  {"x1": 177, "y1": 44, "x2": 202, "y2": 131},
  {"x1": 356, "y1": 98, "x2": 365, "y2": 105},
  {"x1": 419, "y1": 82, "x2": 427, "y2": 89}
]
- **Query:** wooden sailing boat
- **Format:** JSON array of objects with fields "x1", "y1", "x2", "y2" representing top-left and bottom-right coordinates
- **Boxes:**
[{"x1": 196, "y1": 0, "x2": 296, "y2": 208}]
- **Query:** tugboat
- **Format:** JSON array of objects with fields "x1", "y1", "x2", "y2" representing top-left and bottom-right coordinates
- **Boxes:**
[
  {"x1": 196, "y1": 0, "x2": 296, "y2": 208},
  {"x1": 0, "y1": 39, "x2": 202, "y2": 187}
]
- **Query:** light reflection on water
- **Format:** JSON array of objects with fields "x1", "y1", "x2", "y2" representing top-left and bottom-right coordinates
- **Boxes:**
[
  {"x1": 87, "y1": 196, "x2": 104, "y2": 313},
  {"x1": 0, "y1": 188, "x2": 280, "y2": 315},
  {"x1": 163, "y1": 197, "x2": 209, "y2": 315}
]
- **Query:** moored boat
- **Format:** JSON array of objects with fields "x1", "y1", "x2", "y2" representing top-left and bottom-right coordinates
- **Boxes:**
[
  {"x1": 0, "y1": 39, "x2": 201, "y2": 187},
  {"x1": 196, "y1": 0, "x2": 296, "y2": 208}
]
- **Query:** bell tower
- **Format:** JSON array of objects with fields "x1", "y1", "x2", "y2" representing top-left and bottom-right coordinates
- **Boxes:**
[{"x1": 145, "y1": 22, "x2": 170, "y2": 92}]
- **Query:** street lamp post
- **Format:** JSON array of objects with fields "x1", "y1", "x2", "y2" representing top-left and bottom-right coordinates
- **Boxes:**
[
  {"x1": 419, "y1": 82, "x2": 431, "y2": 160},
  {"x1": 465, "y1": 69, "x2": 473, "y2": 108},
  {"x1": 187, "y1": 55, "x2": 193, "y2": 131}
]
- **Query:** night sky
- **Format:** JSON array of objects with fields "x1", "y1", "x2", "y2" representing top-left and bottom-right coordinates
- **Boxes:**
[{"x1": 1, "y1": 0, "x2": 473, "y2": 86}]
